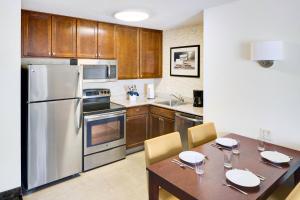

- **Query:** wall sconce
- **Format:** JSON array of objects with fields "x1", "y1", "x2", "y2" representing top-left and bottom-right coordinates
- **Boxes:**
[{"x1": 251, "y1": 41, "x2": 283, "y2": 68}]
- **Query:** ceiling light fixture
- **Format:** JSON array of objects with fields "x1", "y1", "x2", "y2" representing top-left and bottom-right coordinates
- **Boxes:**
[{"x1": 114, "y1": 10, "x2": 149, "y2": 22}]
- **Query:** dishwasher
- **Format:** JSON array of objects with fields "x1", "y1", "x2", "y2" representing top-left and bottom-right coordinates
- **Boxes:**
[{"x1": 175, "y1": 112, "x2": 203, "y2": 150}]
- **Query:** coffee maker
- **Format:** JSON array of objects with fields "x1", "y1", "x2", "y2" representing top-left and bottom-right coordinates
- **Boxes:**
[{"x1": 193, "y1": 90, "x2": 203, "y2": 107}]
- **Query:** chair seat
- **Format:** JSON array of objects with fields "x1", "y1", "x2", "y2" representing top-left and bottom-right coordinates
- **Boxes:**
[{"x1": 159, "y1": 188, "x2": 179, "y2": 200}]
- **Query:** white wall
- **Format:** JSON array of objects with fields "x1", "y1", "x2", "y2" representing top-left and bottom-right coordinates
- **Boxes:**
[
  {"x1": 0, "y1": 0, "x2": 21, "y2": 192},
  {"x1": 155, "y1": 25, "x2": 203, "y2": 98},
  {"x1": 204, "y1": 0, "x2": 300, "y2": 150}
]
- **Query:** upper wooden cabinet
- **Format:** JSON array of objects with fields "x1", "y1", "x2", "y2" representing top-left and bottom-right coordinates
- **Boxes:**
[
  {"x1": 98, "y1": 22, "x2": 116, "y2": 59},
  {"x1": 139, "y1": 29, "x2": 162, "y2": 78},
  {"x1": 52, "y1": 15, "x2": 76, "y2": 58},
  {"x1": 21, "y1": 10, "x2": 162, "y2": 77},
  {"x1": 77, "y1": 19, "x2": 98, "y2": 58},
  {"x1": 22, "y1": 11, "x2": 51, "y2": 57},
  {"x1": 116, "y1": 25, "x2": 140, "y2": 79}
]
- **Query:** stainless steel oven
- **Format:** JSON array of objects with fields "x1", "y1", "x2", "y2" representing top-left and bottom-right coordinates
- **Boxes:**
[
  {"x1": 82, "y1": 88, "x2": 126, "y2": 171},
  {"x1": 84, "y1": 110, "x2": 126, "y2": 155}
]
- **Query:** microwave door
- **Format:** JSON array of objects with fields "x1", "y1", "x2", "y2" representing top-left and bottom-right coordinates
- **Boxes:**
[{"x1": 83, "y1": 65, "x2": 109, "y2": 82}]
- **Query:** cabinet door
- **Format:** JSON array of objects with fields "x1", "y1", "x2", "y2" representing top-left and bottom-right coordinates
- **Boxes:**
[
  {"x1": 98, "y1": 22, "x2": 116, "y2": 59},
  {"x1": 115, "y1": 25, "x2": 139, "y2": 79},
  {"x1": 150, "y1": 114, "x2": 161, "y2": 139},
  {"x1": 126, "y1": 114, "x2": 148, "y2": 149},
  {"x1": 22, "y1": 11, "x2": 51, "y2": 57},
  {"x1": 161, "y1": 117, "x2": 175, "y2": 135},
  {"x1": 77, "y1": 19, "x2": 97, "y2": 58},
  {"x1": 139, "y1": 29, "x2": 162, "y2": 78},
  {"x1": 52, "y1": 15, "x2": 76, "y2": 58}
]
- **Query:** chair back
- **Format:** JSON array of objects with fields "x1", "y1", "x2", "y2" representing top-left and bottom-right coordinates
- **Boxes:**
[
  {"x1": 188, "y1": 122, "x2": 217, "y2": 149},
  {"x1": 144, "y1": 132, "x2": 183, "y2": 167}
]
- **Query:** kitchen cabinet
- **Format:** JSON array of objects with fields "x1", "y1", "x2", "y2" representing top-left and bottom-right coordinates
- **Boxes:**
[
  {"x1": 21, "y1": 10, "x2": 163, "y2": 77},
  {"x1": 22, "y1": 11, "x2": 52, "y2": 57},
  {"x1": 139, "y1": 29, "x2": 162, "y2": 78},
  {"x1": 149, "y1": 106, "x2": 175, "y2": 138},
  {"x1": 116, "y1": 25, "x2": 140, "y2": 79},
  {"x1": 98, "y1": 22, "x2": 116, "y2": 59},
  {"x1": 126, "y1": 106, "x2": 149, "y2": 149},
  {"x1": 52, "y1": 15, "x2": 76, "y2": 58},
  {"x1": 77, "y1": 19, "x2": 98, "y2": 58}
]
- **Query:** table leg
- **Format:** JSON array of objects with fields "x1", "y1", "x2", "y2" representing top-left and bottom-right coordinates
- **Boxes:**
[
  {"x1": 294, "y1": 167, "x2": 300, "y2": 185},
  {"x1": 148, "y1": 172, "x2": 159, "y2": 200}
]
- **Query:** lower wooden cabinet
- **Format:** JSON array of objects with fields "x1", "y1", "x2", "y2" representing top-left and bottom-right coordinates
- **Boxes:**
[
  {"x1": 126, "y1": 114, "x2": 148, "y2": 149},
  {"x1": 125, "y1": 105, "x2": 175, "y2": 149},
  {"x1": 149, "y1": 113, "x2": 175, "y2": 138},
  {"x1": 126, "y1": 106, "x2": 149, "y2": 149}
]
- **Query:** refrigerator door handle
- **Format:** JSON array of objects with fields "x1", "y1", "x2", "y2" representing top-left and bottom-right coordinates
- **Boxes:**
[{"x1": 75, "y1": 99, "x2": 83, "y2": 130}]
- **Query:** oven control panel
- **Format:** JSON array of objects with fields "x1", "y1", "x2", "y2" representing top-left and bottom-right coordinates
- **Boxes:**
[{"x1": 83, "y1": 88, "x2": 111, "y2": 98}]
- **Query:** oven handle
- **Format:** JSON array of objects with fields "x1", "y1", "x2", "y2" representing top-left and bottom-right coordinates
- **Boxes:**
[{"x1": 84, "y1": 110, "x2": 126, "y2": 122}]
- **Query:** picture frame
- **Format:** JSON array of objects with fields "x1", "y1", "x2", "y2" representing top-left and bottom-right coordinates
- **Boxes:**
[{"x1": 170, "y1": 45, "x2": 200, "y2": 78}]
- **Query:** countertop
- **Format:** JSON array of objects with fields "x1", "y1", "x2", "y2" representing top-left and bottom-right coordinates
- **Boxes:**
[{"x1": 111, "y1": 96, "x2": 203, "y2": 116}]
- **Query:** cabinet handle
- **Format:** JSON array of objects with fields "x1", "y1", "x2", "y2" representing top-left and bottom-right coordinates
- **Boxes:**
[
  {"x1": 48, "y1": 52, "x2": 51, "y2": 56},
  {"x1": 95, "y1": 53, "x2": 97, "y2": 57},
  {"x1": 53, "y1": 52, "x2": 56, "y2": 56}
]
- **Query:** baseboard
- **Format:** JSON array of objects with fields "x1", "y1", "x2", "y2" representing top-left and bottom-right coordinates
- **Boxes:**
[
  {"x1": 0, "y1": 187, "x2": 22, "y2": 200},
  {"x1": 126, "y1": 145, "x2": 144, "y2": 155}
]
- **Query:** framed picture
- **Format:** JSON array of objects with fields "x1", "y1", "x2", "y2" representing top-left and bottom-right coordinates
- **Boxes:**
[{"x1": 170, "y1": 45, "x2": 200, "y2": 78}]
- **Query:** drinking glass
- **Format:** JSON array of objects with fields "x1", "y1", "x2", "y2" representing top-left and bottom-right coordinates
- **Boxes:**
[
  {"x1": 232, "y1": 140, "x2": 240, "y2": 155},
  {"x1": 194, "y1": 158, "x2": 205, "y2": 175},
  {"x1": 223, "y1": 149, "x2": 233, "y2": 169},
  {"x1": 264, "y1": 130, "x2": 272, "y2": 150},
  {"x1": 257, "y1": 129, "x2": 266, "y2": 151}
]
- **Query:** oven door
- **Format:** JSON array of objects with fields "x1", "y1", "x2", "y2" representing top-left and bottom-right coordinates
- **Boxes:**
[{"x1": 84, "y1": 110, "x2": 126, "y2": 155}]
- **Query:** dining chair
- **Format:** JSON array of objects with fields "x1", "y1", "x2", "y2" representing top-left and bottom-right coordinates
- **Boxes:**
[
  {"x1": 286, "y1": 182, "x2": 300, "y2": 200},
  {"x1": 144, "y1": 132, "x2": 183, "y2": 200},
  {"x1": 187, "y1": 122, "x2": 217, "y2": 149}
]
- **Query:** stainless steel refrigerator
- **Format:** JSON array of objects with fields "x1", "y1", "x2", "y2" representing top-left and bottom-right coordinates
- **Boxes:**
[{"x1": 21, "y1": 59, "x2": 82, "y2": 190}]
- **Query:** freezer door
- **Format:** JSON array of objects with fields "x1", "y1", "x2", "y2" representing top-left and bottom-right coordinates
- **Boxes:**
[
  {"x1": 28, "y1": 65, "x2": 82, "y2": 102},
  {"x1": 27, "y1": 99, "x2": 82, "y2": 190}
]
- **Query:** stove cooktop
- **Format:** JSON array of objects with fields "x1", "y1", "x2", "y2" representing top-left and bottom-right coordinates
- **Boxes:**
[{"x1": 83, "y1": 102, "x2": 125, "y2": 115}]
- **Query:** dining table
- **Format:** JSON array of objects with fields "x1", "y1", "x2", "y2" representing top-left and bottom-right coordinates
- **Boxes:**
[{"x1": 147, "y1": 133, "x2": 300, "y2": 200}]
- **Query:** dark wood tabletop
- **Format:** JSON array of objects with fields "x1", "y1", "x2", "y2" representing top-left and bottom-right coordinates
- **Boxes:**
[{"x1": 147, "y1": 134, "x2": 300, "y2": 200}]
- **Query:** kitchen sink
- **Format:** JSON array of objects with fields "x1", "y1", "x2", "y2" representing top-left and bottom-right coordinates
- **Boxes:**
[{"x1": 155, "y1": 100, "x2": 187, "y2": 107}]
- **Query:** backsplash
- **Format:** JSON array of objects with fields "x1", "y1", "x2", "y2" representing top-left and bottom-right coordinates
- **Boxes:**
[
  {"x1": 83, "y1": 79, "x2": 156, "y2": 97},
  {"x1": 155, "y1": 24, "x2": 203, "y2": 99}
]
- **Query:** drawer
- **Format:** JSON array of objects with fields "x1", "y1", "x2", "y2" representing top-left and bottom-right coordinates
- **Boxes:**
[
  {"x1": 150, "y1": 106, "x2": 175, "y2": 120},
  {"x1": 127, "y1": 105, "x2": 149, "y2": 117}
]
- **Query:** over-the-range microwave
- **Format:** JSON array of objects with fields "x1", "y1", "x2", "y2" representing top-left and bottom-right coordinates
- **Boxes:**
[{"x1": 76, "y1": 59, "x2": 118, "y2": 83}]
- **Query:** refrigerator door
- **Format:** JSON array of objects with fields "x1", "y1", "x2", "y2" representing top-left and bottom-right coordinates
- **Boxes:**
[
  {"x1": 28, "y1": 65, "x2": 81, "y2": 102},
  {"x1": 27, "y1": 99, "x2": 82, "y2": 190}
]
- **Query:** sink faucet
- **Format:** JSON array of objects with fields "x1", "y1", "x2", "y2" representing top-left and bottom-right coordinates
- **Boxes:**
[{"x1": 170, "y1": 93, "x2": 184, "y2": 103}]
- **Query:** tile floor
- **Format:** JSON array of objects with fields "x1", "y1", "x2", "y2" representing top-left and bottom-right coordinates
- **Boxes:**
[{"x1": 23, "y1": 151, "x2": 148, "y2": 200}]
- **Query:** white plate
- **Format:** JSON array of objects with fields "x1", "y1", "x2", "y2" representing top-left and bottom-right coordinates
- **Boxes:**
[
  {"x1": 226, "y1": 169, "x2": 260, "y2": 188},
  {"x1": 179, "y1": 151, "x2": 205, "y2": 164},
  {"x1": 261, "y1": 151, "x2": 290, "y2": 164},
  {"x1": 216, "y1": 138, "x2": 238, "y2": 147}
]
